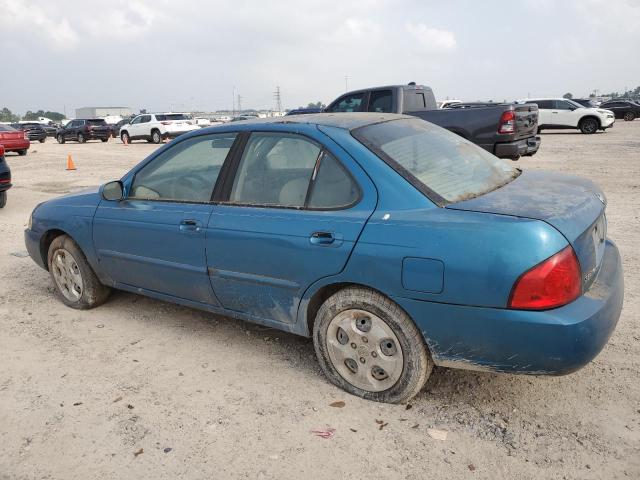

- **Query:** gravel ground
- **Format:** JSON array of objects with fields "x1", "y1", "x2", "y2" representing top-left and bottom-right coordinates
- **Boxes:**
[{"x1": 1, "y1": 124, "x2": 639, "y2": 480}]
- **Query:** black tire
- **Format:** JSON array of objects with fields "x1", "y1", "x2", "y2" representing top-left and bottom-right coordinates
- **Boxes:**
[
  {"x1": 151, "y1": 129, "x2": 162, "y2": 144},
  {"x1": 57, "y1": 134, "x2": 65, "y2": 144},
  {"x1": 39, "y1": 138, "x2": 46, "y2": 143},
  {"x1": 77, "y1": 133, "x2": 86, "y2": 143},
  {"x1": 0, "y1": 191, "x2": 6, "y2": 208},
  {"x1": 623, "y1": 111, "x2": 635, "y2": 121},
  {"x1": 101, "y1": 137, "x2": 109, "y2": 143},
  {"x1": 579, "y1": 117, "x2": 598, "y2": 134},
  {"x1": 17, "y1": 149, "x2": 27, "y2": 156},
  {"x1": 47, "y1": 235, "x2": 111, "y2": 309},
  {"x1": 313, "y1": 286, "x2": 433, "y2": 404},
  {"x1": 121, "y1": 131, "x2": 130, "y2": 144}
]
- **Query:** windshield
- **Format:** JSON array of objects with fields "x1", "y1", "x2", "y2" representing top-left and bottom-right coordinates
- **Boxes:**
[
  {"x1": 0, "y1": 124, "x2": 17, "y2": 131},
  {"x1": 87, "y1": 119, "x2": 107, "y2": 125},
  {"x1": 353, "y1": 118, "x2": 519, "y2": 204},
  {"x1": 156, "y1": 114, "x2": 191, "y2": 121}
]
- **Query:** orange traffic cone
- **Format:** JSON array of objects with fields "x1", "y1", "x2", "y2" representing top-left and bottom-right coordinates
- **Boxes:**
[{"x1": 66, "y1": 154, "x2": 76, "y2": 171}]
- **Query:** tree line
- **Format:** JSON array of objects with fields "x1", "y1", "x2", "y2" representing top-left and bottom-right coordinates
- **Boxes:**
[{"x1": 0, "y1": 107, "x2": 65, "y2": 123}]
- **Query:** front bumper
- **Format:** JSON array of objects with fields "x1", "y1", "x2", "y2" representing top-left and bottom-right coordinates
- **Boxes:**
[
  {"x1": 601, "y1": 116, "x2": 615, "y2": 128},
  {"x1": 493, "y1": 136, "x2": 541, "y2": 159},
  {"x1": 395, "y1": 239, "x2": 624, "y2": 375}
]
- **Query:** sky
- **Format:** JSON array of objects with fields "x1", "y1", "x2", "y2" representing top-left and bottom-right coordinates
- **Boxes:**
[{"x1": 1, "y1": 0, "x2": 639, "y2": 115}]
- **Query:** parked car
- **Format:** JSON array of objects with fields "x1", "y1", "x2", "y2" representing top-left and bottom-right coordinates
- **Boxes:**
[
  {"x1": 25, "y1": 114, "x2": 623, "y2": 403},
  {"x1": 109, "y1": 118, "x2": 131, "y2": 138},
  {"x1": 287, "y1": 108, "x2": 324, "y2": 115},
  {"x1": 518, "y1": 98, "x2": 615, "y2": 134},
  {"x1": 0, "y1": 145, "x2": 11, "y2": 208},
  {"x1": 119, "y1": 113, "x2": 200, "y2": 144},
  {"x1": 598, "y1": 100, "x2": 640, "y2": 121},
  {"x1": 325, "y1": 84, "x2": 540, "y2": 160},
  {"x1": 56, "y1": 119, "x2": 111, "y2": 144},
  {"x1": 572, "y1": 98, "x2": 597, "y2": 108},
  {"x1": 21, "y1": 122, "x2": 58, "y2": 137},
  {"x1": 0, "y1": 124, "x2": 30, "y2": 155},
  {"x1": 10, "y1": 123, "x2": 47, "y2": 143}
]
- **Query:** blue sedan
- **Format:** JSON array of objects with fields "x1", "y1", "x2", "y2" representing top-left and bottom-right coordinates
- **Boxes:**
[{"x1": 25, "y1": 114, "x2": 624, "y2": 403}]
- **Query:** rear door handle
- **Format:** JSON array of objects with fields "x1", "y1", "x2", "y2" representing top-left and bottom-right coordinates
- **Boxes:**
[
  {"x1": 310, "y1": 231, "x2": 335, "y2": 245},
  {"x1": 179, "y1": 219, "x2": 201, "y2": 232}
]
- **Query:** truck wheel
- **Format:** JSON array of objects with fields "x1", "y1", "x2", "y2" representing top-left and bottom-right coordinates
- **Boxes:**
[
  {"x1": 0, "y1": 191, "x2": 6, "y2": 208},
  {"x1": 313, "y1": 286, "x2": 433, "y2": 404},
  {"x1": 18, "y1": 149, "x2": 27, "y2": 156},
  {"x1": 77, "y1": 133, "x2": 86, "y2": 143},
  {"x1": 579, "y1": 118, "x2": 598, "y2": 134},
  {"x1": 57, "y1": 134, "x2": 65, "y2": 144},
  {"x1": 623, "y1": 111, "x2": 635, "y2": 121},
  {"x1": 151, "y1": 129, "x2": 162, "y2": 144},
  {"x1": 47, "y1": 235, "x2": 111, "y2": 310}
]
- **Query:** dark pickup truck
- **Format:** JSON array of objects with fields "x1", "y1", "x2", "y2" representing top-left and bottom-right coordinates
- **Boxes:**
[{"x1": 325, "y1": 84, "x2": 541, "y2": 160}]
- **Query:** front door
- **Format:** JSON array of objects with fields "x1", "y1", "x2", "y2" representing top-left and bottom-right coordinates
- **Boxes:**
[
  {"x1": 554, "y1": 100, "x2": 580, "y2": 127},
  {"x1": 206, "y1": 129, "x2": 376, "y2": 324},
  {"x1": 93, "y1": 132, "x2": 238, "y2": 304}
]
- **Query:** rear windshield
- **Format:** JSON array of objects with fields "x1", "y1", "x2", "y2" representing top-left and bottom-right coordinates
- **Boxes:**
[
  {"x1": 353, "y1": 118, "x2": 519, "y2": 204},
  {"x1": 156, "y1": 114, "x2": 190, "y2": 121},
  {"x1": 0, "y1": 124, "x2": 16, "y2": 131},
  {"x1": 87, "y1": 119, "x2": 107, "y2": 125}
]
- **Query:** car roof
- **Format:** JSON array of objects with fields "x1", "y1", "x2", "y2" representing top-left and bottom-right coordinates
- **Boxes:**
[{"x1": 218, "y1": 112, "x2": 413, "y2": 131}]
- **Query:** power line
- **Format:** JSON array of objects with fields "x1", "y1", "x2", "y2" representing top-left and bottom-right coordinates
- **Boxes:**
[{"x1": 274, "y1": 86, "x2": 283, "y2": 113}]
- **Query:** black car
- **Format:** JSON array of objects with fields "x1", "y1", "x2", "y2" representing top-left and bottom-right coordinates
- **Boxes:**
[
  {"x1": 599, "y1": 100, "x2": 640, "y2": 121},
  {"x1": 109, "y1": 118, "x2": 131, "y2": 138},
  {"x1": 0, "y1": 145, "x2": 11, "y2": 208},
  {"x1": 11, "y1": 123, "x2": 47, "y2": 143},
  {"x1": 56, "y1": 119, "x2": 111, "y2": 143},
  {"x1": 572, "y1": 98, "x2": 597, "y2": 108}
]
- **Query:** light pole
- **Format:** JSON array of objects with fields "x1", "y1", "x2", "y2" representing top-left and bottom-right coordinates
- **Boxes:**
[{"x1": 345, "y1": 75, "x2": 350, "y2": 92}]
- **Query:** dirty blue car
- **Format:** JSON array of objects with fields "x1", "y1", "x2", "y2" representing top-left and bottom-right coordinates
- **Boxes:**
[{"x1": 25, "y1": 114, "x2": 624, "y2": 403}]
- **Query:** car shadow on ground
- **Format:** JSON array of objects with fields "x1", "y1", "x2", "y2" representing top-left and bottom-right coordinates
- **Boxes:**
[{"x1": 540, "y1": 131, "x2": 606, "y2": 135}]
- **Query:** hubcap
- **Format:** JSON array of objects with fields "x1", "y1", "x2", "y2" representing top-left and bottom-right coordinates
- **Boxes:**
[
  {"x1": 51, "y1": 248, "x2": 83, "y2": 302},
  {"x1": 326, "y1": 309, "x2": 404, "y2": 392}
]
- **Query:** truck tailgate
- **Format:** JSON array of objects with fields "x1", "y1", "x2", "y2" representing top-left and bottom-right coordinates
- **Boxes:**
[{"x1": 514, "y1": 104, "x2": 538, "y2": 140}]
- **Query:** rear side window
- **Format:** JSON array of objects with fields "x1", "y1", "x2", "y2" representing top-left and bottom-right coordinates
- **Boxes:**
[
  {"x1": 130, "y1": 133, "x2": 236, "y2": 202},
  {"x1": 156, "y1": 114, "x2": 190, "y2": 121},
  {"x1": 307, "y1": 152, "x2": 359, "y2": 209},
  {"x1": 368, "y1": 90, "x2": 393, "y2": 113},
  {"x1": 354, "y1": 118, "x2": 518, "y2": 204},
  {"x1": 326, "y1": 93, "x2": 366, "y2": 113},
  {"x1": 531, "y1": 100, "x2": 553, "y2": 109}
]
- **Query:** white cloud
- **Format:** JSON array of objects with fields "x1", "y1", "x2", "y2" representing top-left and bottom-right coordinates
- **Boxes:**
[{"x1": 405, "y1": 23, "x2": 456, "y2": 52}]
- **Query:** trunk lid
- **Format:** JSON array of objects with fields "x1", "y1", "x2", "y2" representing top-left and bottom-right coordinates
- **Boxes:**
[
  {"x1": 513, "y1": 104, "x2": 538, "y2": 140},
  {"x1": 0, "y1": 130, "x2": 25, "y2": 141},
  {"x1": 447, "y1": 170, "x2": 607, "y2": 289}
]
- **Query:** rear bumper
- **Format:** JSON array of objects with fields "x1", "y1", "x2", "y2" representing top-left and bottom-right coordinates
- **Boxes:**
[
  {"x1": 1, "y1": 139, "x2": 30, "y2": 151},
  {"x1": 395, "y1": 239, "x2": 624, "y2": 375},
  {"x1": 493, "y1": 136, "x2": 541, "y2": 159},
  {"x1": 86, "y1": 131, "x2": 111, "y2": 140}
]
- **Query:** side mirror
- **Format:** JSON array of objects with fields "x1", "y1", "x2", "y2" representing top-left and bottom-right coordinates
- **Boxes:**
[{"x1": 102, "y1": 181, "x2": 124, "y2": 201}]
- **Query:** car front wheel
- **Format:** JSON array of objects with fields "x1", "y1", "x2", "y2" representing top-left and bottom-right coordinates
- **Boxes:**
[
  {"x1": 579, "y1": 118, "x2": 598, "y2": 134},
  {"x1": 47, "y1": 235, "x2": 111, "y2": 309},
  {"x1": 121, "y1": 132, "x2": 130, "y2": 144},
  {"x1": 313, "y1": 286, "x2": 433, "y2": 404},
  {"x1": 77, "y1": 133, "x2": 86, "y2": 143},
  {"x1": 151, "y1": 130, "x2": 162, "y2": 144},
  {"x1": 57, "y1": 134, "x2": 65, "y2": 144}
]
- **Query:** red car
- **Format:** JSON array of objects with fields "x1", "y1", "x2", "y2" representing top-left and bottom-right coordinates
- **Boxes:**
[{"x1": 0, "y1": 124, "x2": 30, "y2": 156}]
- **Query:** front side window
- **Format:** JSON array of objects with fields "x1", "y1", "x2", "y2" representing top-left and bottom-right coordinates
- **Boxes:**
[
  {"x1": 130, "y1": 133, "x2": 237, "y2": 202},
  {"x1": 368, "y1": 90, "x2": 393, "y2": 113},
  {"x1": 354, "y1": 118, "x2": 518, "y2": 204},
  {"x1": 130, "y1": 116, "x2": 142, "y2": 124},
  {"x1": 327, "y1": 93, "x2": 366, "y2": 113},
  {"x1": 229, "y1": 133, "x2": 320, "y2": 207}
]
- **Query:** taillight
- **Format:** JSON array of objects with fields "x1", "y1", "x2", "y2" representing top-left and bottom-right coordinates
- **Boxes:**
[
  {"x1": 508, "y1": 246, "x2": 581, "y2": 310},
  {"x1": 498, "y1": 110, "x2": 515, "y2": 134}
]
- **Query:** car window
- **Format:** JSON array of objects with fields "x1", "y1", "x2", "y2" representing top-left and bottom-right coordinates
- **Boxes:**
[
  {"x1": 354, "y1": 118, "x2": 519, "y2": 204},
  {"x1": 130, "y1": 117, "x2": 141, "y2": 124},
  {"x1": 368, "y1": 90, "x2": 393, "y2": 113},
  {"x1": 140, "y1": 115, "x2": 151, "y2": 123},
  {"x1": 326, "y1": 93, "x2": 367, "y2": 113},
  {"x1": 156, "y1": 114, "x2": 190, "y2": 121},
  {"x1": 229, "y1": 133, "x2": 321, "y2": 207},
  {"x1": 0, "y1": 124, "x2": 16, "y2": 131},
  {"x1": 130, "y1": 133, "x2": 237, "y2": 203},
  {"x1": 404, "y1": 92, "x2": 426, "y2": 111},
  {"x1": 554, "y1": 100, "x2": 573, "y2": 110},
  {"x1": 307, "y1": 152, "x2": 359, "y2": 209},
  {"x1": 530, "y1": 100, "x2": 552, "y2": 109},
  {"x1": 87, "y1": 119, "x2": 106, "y2": 125}
]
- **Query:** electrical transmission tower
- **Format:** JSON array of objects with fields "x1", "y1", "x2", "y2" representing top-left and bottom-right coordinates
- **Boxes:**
[{"x1": 274, "y1": 86, "x2": 283, "y2": 114}]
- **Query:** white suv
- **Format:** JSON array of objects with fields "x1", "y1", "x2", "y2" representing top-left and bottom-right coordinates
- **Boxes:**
[
  {"x1": 517, "y1": 98, "x2": 614, "y2": 134},
  {"x1": 119, "y1": 113, "x2": 200, "y2": 144}
]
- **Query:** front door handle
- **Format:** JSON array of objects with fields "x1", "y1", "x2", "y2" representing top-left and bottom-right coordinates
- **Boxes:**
[
  {"x1": 310, "y1": 231, "x2": 335, "y2": 245},
  {"x1": 179, "y1": 219, "x2": 201, "y2": 233}
]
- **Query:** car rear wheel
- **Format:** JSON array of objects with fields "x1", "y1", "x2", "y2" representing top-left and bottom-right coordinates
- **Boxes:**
[
  {"x1": 39, "y1": 138, "x2": 46, "y2": 143},
  {"x1": 57, "y1": 134, "x2": 65, "y2": 144},
  {"x1": 77, "y1": 133, "x2": 86, "y2": 143},
  {"x1": 623, "y1": 111, "x2": 635, "y2": 121},
  {"x1": 0, "y1": 191, "x2": 6, "y2": 208},
  {"x1": 17, "y1": 149, "x2": 27, "y2": 156},
  {"x1": 121, "y1": 132, "x2": 130, "y2": 144},
  {"x1": 579, "y1": 118, "x2": 598, "y2": 134},
  {"x1": 151, "y1": 129, "x2": 162, "y2": 144},
  {"x1": 47, "y1": 235, "x2": 111, "y2": 309},
  {"x1": 313, "y1": 286, "x2": 433, "y2": 404},
  {"x1": 101, "y1": 137, "x2": 109, "y2": 143}
]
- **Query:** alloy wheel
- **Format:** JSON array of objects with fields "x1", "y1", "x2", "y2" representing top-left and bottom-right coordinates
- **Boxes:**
[{"x1": 51, "y1": 248, "x2": 84, "y2": 302}]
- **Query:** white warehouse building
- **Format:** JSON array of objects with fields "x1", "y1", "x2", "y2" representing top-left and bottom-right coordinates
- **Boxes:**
[{"x1": 75, "y1": 106, "x2": 133, "y2": 119}]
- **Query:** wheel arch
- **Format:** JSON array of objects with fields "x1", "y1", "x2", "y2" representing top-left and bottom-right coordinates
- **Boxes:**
[
  {"x1": 579, "y1": 115, "x2": 601, "y2": 128},
  {"x1": 39, "y1": 228, "x2": 70, "y2": 270}
]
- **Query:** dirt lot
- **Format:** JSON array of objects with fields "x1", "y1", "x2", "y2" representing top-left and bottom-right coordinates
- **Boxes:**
[{"x1": 1, "y1": 124, "x2": 639, "y2": 480}]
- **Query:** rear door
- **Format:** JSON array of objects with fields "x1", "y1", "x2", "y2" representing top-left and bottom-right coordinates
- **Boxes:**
[
  {"x1": 206, "y1": 127, "x2": 376, "y2": 324},
  {"x1": 531, "y1": 100, "x2": 553, "y2": 126},
  {"x1": 93, "y1": 132, "x2": 237, "y2": 304}
]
